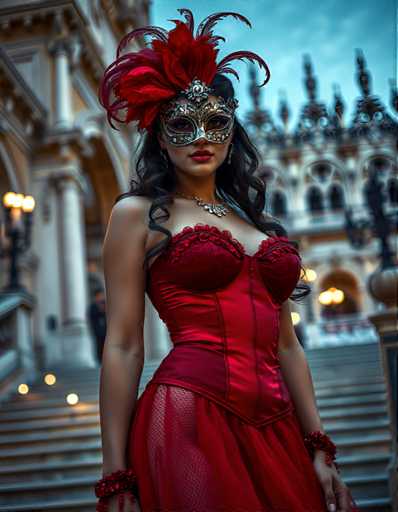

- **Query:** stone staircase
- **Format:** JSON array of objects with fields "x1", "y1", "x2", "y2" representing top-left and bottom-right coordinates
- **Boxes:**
[{"x1": 0, "y1": 341, "x2": 392, "y2": 511}]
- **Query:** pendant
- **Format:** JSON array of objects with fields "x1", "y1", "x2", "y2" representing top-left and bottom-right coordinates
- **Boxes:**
[{"x1": 195, "y1": 197, "x2": 229, "y2": 217}]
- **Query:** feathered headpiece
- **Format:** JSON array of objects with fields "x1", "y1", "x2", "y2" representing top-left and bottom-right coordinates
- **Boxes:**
[{"x1": 99, "y1": 9, "x2": 270, "y2": 131}]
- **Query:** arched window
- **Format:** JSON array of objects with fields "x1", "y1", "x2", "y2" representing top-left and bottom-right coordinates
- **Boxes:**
[
  {"x1": 271, "y1": 191, "x2": 287, "y2": 217},
  {"x1": 312, "y1": 162, "x2": 332, "y2": 183},
  {"x1": 307, "y1": 186, "x2": 324, "y2": 213},
  {"x1": 328, "y1": 184, "x2": 345, "y2": 210}
]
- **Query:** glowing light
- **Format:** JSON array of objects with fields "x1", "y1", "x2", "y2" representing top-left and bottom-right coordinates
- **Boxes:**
[
  {"x1": 331, "y1": 287, "x2": 344, "y2": 304},
  {"x1": 44, "y1": 373, "x2": 56, "y2": 386},
  {"x1": 66, "y1": 393, "x2": 79, "y2": 405},
  {"x1": 18, "y1": 383, "x2": 29, "y2": 395},
  {"x1": 3, "y1": 192, "x2": 17, "y2": 208},
  {"x1": 319, "y1": 287, "x2": 345, "y2": 305},
  {"x1": 13, "y1": 194, "x2": 24, "y2": 208},
  {"x1": 304, "y1": 268, "x2": 317, "y2": 282},
  {"x1": 291, "y1": 312, "x2": 301, "y2": 325},
  {"x1": 22, "y1": 195, "x2": 35, "y2": 213}
]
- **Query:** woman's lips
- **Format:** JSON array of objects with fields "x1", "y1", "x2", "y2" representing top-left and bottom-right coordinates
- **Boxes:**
[{"x1": 190, "y1": 154, "x2": 213, "y2": 162}]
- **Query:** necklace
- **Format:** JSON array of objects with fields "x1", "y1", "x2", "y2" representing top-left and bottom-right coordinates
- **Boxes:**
[{"x1": 174, "y1": 190, "x2": 230, "y2": 217}]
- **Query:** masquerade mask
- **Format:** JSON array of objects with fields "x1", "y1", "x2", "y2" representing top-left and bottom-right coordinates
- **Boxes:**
[{"x1": 160, "y1": 83, "x2": 239, "y2": 146}]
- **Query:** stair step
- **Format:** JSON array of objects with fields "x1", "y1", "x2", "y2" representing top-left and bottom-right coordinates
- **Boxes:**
[
  {"x1": 320, "y1": 404, "x2": 387, "y2": 421},
  {"x1": 0, "y1": 496, "x2": 96, "y2": 511},
  {"x1": 315, "y1": 382, "x2": 386, "y2": 397},
  {"x1": 0, "y1": 457, "x2": 102, "y2": 484},
  {"x1": 0, "y1": 414, "x2": 99, "y2": 435},
  {"x1": 0, "y1": 403, "x2": 100, "y2": 422},
  {"x1": 0, "y1": 440, "x2": 102, "y2": 465},
  {"x1": 316, "y1": 393, "x2": 387, "y2": 408},
  {"x1": 332, "y1": 433, "x2": 391, "y2": 456},
  {"x1": 0, "y1": 476, "x2": 96, "y2": 505},
  {"x1": 323, "y1": 417, "x2": 390, "y2": 438},
  {"x1": 313, "y1": 375, "x2": 385, "y2": 389},
  {"x1": 355, "y1": 496, "x2": 391, "y2": 511},
  {"x1": 0, "y1": 427, "x2": 101, "y2": 449},
  {"x1": 304, "y1": 342, "x2": 378, "y2": 357},
  {"x1": 344, "y1": 473, "x2": 389, "y2": 499},
  {"x1": 336, "y1": 453, "x2": 391, "y2": 477}
]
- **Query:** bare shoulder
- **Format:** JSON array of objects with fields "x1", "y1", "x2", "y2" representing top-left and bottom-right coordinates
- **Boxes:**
[
  {"x1": 107, "y1": 195, "x2": 151, "y2": 239},
  {"x1": 102, "y1": 195, "x2": 153, "y2": 265},
  {"x1": 110, "y1": 195, "x2": 151, "y2": 223}
]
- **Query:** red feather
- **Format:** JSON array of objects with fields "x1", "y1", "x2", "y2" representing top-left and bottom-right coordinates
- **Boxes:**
[{"x1": 98, "y1": 9, "x2": 271, "y2": 130}]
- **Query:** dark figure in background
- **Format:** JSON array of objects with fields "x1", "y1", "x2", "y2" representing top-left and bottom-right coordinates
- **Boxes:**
[
  {"x1": 294, "y1": 322, "x2": 306, "y2": 348},
  {"x1": 88, "y1": 288, "x2": 107, "y2": 364}
]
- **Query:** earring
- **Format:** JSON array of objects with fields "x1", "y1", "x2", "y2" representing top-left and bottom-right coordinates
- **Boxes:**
[{"x1": 227, "y1": 143, "x2": 234, "y2": 165}]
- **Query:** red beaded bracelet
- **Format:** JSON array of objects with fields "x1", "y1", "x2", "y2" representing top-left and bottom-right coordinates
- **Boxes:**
[
  {"x1": 303, "y1": 430, "x2": 337, "y2": 467},
  {"x1": 95, "y1": 468, "x2": 138, "y2": 512}
]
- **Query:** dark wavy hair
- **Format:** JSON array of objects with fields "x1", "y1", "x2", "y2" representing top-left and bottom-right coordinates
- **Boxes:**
[{"x1": 114, "y1": 74, "x2": 310, "y2": 301}]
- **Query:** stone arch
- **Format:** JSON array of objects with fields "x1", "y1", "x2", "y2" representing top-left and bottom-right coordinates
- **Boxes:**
[
  {"x1": 359, "y1": 151, "x2": 396, "y2": 178},
  {"x1": 81, "y1": 134, "x2": 126, "y2": 229},
  {"x1": 360, "y1": 153, "x2": 397, "y2": 206},
  {"x1": 318, "y1": 269, "x2": 362, "y2": 319},
  {"x1": 303, "y1": 158, "x2": 345, "y2": 186}
]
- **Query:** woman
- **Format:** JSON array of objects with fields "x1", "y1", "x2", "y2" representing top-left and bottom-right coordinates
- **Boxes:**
[{"x1": 95, "y1": 9, "x2": 360, "y2": 512}]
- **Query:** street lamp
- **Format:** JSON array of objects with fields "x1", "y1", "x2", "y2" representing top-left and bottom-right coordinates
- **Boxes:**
[
  {"x1": 343, "y1": 167, "x2": 396, "y2": 269},
  {"x1": 1, "y1": 191, "x2": 35, "y2": 293}
]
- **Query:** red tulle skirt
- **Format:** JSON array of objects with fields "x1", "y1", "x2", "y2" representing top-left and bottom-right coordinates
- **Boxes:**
[{"x1": 127, "y1": 382, "x2": 357, "y2": 512}]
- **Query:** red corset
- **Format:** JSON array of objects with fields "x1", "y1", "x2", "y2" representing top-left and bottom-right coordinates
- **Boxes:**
[{"x1": 145, "y1": 223, "x2": 302, "y2": 427}]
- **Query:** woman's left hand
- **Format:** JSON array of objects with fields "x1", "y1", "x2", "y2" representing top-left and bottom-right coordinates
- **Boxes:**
[{"x1": 313, "y1": 452, "x2": 357, "y2": 512}]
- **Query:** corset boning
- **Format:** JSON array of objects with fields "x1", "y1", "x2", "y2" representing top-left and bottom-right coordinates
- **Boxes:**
[{"x1": 144, "y1": 223, "x2": 302, "y2": 427}]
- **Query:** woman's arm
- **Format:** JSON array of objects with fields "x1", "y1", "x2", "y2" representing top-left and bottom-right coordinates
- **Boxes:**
[
  {"x1": 99, "y1": 196, "x2": 149, "y2": 475},
  {"x1": 277, "y1": 299, "x2": 324, "y2": 436},
  {"x1": 277, "y1": 300, "x2": 355, "y2": 512}
]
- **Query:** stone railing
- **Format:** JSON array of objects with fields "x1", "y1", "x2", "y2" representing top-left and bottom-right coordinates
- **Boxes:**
[
  {"x1": 0, "y1": 290, "x2": 36, "y2": 399},
  {"x1": 305, "y1": 312, "x2": 379, "y2": 348}
]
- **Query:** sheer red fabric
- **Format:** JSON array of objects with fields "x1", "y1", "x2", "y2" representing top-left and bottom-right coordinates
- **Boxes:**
[{"x1": 126, "y1": 223, "x2": 360, "y2": 511}]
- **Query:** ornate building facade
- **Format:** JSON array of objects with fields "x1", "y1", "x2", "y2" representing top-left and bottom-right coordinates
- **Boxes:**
[
  {"x1": 0, "y1": 1, "x2": 154, "y2": 382},
  {"x1": 245, "y1": 51, "x2": 397, "y2": 348}
]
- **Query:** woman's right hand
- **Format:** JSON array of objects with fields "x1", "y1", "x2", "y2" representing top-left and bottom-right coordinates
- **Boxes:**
[{"x1": 102, "y1": 492, "x2": 142, "y2": 512}]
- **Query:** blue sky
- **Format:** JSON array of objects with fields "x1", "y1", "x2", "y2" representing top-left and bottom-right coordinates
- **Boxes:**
[{"x1": 151, "y1": 0, "x2": 396, "y2": 128}]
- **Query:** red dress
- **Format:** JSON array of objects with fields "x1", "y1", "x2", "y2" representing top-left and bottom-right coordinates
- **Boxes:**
[{"x1": 127, "y1": 223, "x2": 360, "y2": 512}]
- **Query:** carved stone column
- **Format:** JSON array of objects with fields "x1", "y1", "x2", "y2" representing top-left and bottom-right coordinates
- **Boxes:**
[
  {"x1": 54, "y1": 166, "x2": 96, "y2": 367},
  {"x1": 49, "y1": 39, "x2": 73, "y2": 130}
]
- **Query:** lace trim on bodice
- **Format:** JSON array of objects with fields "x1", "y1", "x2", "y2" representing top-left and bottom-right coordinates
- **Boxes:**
[{"x1": 161, "y1": 223, "x2": 300, "y2": 264}]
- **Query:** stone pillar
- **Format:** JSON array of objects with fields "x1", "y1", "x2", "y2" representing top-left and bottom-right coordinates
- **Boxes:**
[
  {"x1": 289, "y1": 161, "x2": 306, "y2": 215},
  {"x1": 367, "y1": 266, "x2": 398, "y2": 511},
  {"x1": 50, "y1": 40, "x2": 73, "y2": 129},
  {"x1": 54, "y1": 167, "x2": 96, "y2": 367}
]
